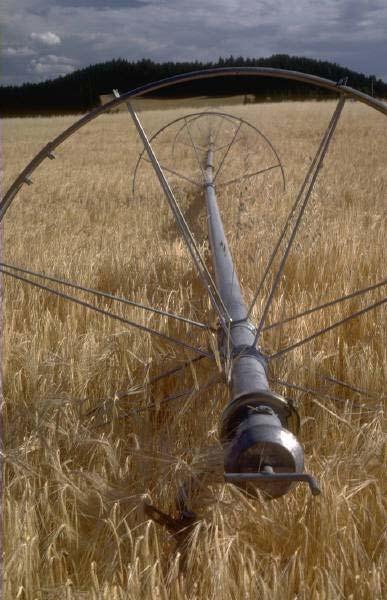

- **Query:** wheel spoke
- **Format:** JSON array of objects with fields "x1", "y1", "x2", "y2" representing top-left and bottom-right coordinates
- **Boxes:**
[
  {"x1": 142, "y1": 157, "x2": 202, "y2": 188},
  {"x1": 172, "y1": 116, "x2": 200, "y2": 156},
  {"x1": 319, "y1": 374, "x2": 384, "y2": 399},
  {"x1": 213, "y1": 135, "x2": 245, "y2": 153},
  {"x1": 133, "y1": 111, "x2": 285, "y2": 197},
  {"x1": 247, "y1": 99, "x2": 346, "y2": 321},
  {"x1": 0, "y1": 266, "x2": 212, "y2": 358},
  {"x1": 133, "y1": 113, "x2": 209, "y2": 197},
  {"x1": 217, "y1": 164, "x2": 282, "y2": 188},
  {"x1": 115, "y1": 91, "x2": 231, "y2": 325},
  {"x1": 213, "y1": 121, "x2": 243, "y2": 182},
  {"x1": 272, "y1": 378, "x2": 378, "y2": 412},
  {"x1": 0, "y1": 261, "x2": 212, "y2": 331},
  {"x1": 133, "y1": 114, "x2": 199, "y2": 196},
  {"x1": 251, "y1": 96, "x2": 346, "y2": 342},
  {"x1": 269, "y1": 296, "x2": 386, "y2": 360},
  {"x1": 92, "y1": 376, "x2": 220, "y2": 428},
  {"x1": 184, "y1": 117, "x2": 206, "y2": 180},
  {"x1": 212, "y1": 114, "x2": 225, "y2": 145},
  {"x1": 263, "y1": 278, "x2": 387, "y2": 331},
  {"x1": 172, "y1": 114, "x2": 235, "y2": 157},
  {"x1": 85, "y1": 354, "x2": 209, "y2": 417},
  {"x1": 194, "y1": 114, "x2": 208, "y2": 144},
  {"x1": 273, "y1": 378, "x2": 353, "y2": 404}
]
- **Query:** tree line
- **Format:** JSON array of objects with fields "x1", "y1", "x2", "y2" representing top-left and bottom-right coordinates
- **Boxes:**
[{"x1": 2, "y1": 54, "x2": 386, "y2": 116}]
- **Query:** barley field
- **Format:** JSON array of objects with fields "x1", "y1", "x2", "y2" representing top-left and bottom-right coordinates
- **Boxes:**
[{"x1": 2, "y1": 98, "x2": 386, "y2": 599}]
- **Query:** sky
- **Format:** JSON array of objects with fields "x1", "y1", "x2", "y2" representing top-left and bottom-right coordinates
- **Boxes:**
[{"x1": 2, "y1": 0, "x2": 387, "y2": 86}]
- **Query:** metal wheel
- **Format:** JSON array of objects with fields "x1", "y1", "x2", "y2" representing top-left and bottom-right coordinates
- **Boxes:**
[{"x1": 2, "y1": 68, "x2": 386, "y2": 527}]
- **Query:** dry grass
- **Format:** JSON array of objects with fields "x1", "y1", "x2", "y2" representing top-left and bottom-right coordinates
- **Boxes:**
[{"x1": 2, "y1": 99, "x2": 386, "y2": 599}]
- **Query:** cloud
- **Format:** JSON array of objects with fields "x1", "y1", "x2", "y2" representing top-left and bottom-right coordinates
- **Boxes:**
[
  {"x1": 2, "y1": 1, "x2": 386, "y2": 85},
  {"x1": 29, "y1": 54, "x2": 79, "y2": 78},
  {"x1": 3, "y1": 46, "x2": 36, "y2": 57},
  {"x1": 53, "y1": 0, "x2": 152, "y2": 5},
  {"x1": 30, "y1": 31, "x2": 61, "y2": 45}
]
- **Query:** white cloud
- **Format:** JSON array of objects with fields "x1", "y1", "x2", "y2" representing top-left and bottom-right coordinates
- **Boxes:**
[
  {"x1": 3, "y1": 46, "x2": 36, "y2": 57},
  {"x1": 42, "y1": 54, "x2": 78, "y2": 65},
  {"x1": 29, "y1": 54, "x2": 78, "y2": 78},
  {"x1": 2, "y1": 1, "x2": 386, "y2": 85},
  {"x1": 30, "y1": 31, "x2": 61, "y2": 46}
]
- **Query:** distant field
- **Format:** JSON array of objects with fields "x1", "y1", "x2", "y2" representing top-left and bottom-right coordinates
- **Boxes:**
[
  {"x1": 100, "y1": 93, "x2": 256, "y2": 110},
  {"x1": 2, "y1": 100, "x2": 386, "y2": 599}
]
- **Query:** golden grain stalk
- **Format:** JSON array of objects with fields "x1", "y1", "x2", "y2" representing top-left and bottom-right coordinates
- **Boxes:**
[{"x1": 2, "y1": 100, "x2": 386, "y2": 599}]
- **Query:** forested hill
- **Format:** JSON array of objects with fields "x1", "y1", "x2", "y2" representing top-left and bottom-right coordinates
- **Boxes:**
[{"x1": 2, "y1": 54, "x2": 386, "y2": 115}]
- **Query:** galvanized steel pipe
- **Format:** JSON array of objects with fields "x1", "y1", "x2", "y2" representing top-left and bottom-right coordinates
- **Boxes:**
[{"x1": 203, "y1": 139, "x2": 307, "y2": 498}]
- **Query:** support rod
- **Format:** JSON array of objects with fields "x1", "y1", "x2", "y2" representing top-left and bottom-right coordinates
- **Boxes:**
[{"x1": 114, "y1": 90, "x2": 230, "y2": 327}]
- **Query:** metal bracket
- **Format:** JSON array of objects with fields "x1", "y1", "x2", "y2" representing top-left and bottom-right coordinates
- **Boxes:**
[
  {"x1": 143, "y1": 502, "x2": 197, "y2": 533},
  {"x1": 224, "y1": 471, "x2": 321, "y2": 496},
  {"x1": 230, "y1": 344, "x2": 266, "y2": 361}
]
